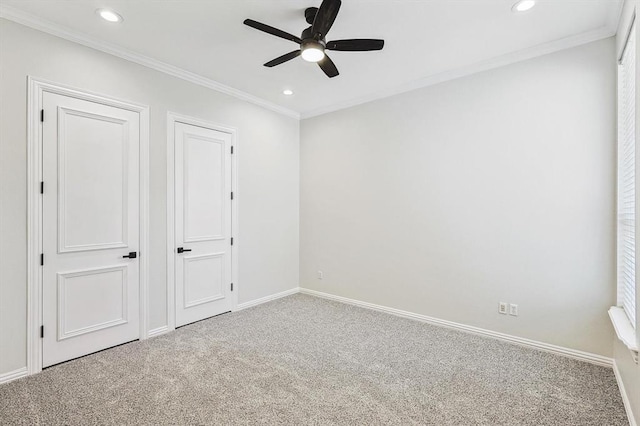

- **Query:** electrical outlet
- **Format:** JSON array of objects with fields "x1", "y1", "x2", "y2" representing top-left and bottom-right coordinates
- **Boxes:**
[
  {"x1": 499, "y1": 302, "x2": 508, "y2": 315},
  {"x1": 509, "y1": 304, "x2": 518, "y2": 316},
  {"x1": 317, "y1": 270, "x2": 323, "y2": 280}
]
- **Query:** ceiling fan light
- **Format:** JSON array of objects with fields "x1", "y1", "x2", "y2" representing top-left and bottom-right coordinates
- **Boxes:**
[{"x1": 301, "y1": 43, "x2": 325, "y2": 63}]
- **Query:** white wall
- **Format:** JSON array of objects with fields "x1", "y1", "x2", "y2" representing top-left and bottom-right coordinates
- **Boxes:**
[
  {"x1": 615, "y1": 0, "x2": 640, "y2": 422},
  {"x1": 0, "y1": 19, "x2": 300, "y2": 375},
  {"x1": 300, "y1": 38, "x2": 617, "y2": 357}
]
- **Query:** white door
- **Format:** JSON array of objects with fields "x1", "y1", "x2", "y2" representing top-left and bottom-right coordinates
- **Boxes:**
[
  {"x1": 174, "y1": 122, "x2": 233, "y2": 327},
  {"x1": 42, "y1": 92, "x2": 141, "y2": 367}
]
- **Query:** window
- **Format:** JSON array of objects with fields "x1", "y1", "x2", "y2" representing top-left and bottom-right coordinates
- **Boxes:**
[{"x1": 617, "y1": 20, "x2": 637, "y2": 329}]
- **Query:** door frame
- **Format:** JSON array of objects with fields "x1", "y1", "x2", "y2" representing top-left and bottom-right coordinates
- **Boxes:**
[
  {"x1": 27, "y1": 77, "x2": 150, "y2": 375},
  {"x1": 166, "y1": 112, "x2": 239, "y2": 333}
]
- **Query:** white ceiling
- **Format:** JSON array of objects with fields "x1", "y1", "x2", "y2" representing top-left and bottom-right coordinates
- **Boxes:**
[{"x1": 0, "y1": 0, "x2": 622, "y2": 118}]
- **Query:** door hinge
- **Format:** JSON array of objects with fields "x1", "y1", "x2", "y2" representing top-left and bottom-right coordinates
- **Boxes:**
[
  {"x1": 40, "y1": 253, "x2": 44, "y2": 266},
  {"x1": 40, "y1": 325, "x2": 44, "y2": 338},
  {"x1": 231, "y1": 146, "x2": 234, "y2": 154},
  {"x1": 40, "y1": 181, "x2": 44, "y2": 194},
  {"x1": 231, "y1": 283, "x2": 234, "y2": 292},
  {"x1": 231, "y1": 192, "x2": 234, "y2": 200},
  {"x1": 231, "y1": 237, "x2": 234, "y2": 246},
  {"x1": 40, "y1": 109, "x2": 44, "y2": 122}
]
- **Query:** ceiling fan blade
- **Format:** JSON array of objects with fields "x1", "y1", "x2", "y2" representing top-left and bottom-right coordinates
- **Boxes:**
[
  {"x1": 311, "y1": 0, "x2": 341, "y2": 38},
  {"x1": 326, "y1": 39, "x2": 384, "y2": 51},
  {"x1": 264, "y1": 50, "x2": 301, "y2": 67},
  {"x1": 318, "y1": 54, "x2": 339, "y2": 78},
  {"x1": 243, "y1": 19, "x2": 302, "y2": 44}
]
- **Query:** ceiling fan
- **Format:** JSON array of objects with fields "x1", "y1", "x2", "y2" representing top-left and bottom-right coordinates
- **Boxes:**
[{"x1": 243, "y1": 0, "x2": 384, "y2": 78}]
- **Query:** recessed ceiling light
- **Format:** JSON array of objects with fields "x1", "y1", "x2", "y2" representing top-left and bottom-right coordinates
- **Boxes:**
[
  {"x1": 512, "y1": 0, "x2": 536, "y2": 13},
  {"x1": 283, "y1": 89, "x2": 294, "y2": 96},
  {"x1": 96, "y1": 8, "x2": 123, "y2": 23}
]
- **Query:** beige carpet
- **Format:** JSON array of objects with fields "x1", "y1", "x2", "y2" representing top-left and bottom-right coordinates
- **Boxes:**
[{"x1": 0, "y1": 294, "x2": 628, "y2": 425}]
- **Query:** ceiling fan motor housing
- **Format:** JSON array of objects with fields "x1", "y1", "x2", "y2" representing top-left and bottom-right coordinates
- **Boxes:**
[
  {"x1": 301, "y1": 39, "x2": 326, "y2": 51},
  {"x1": 300, "y1": 27, "x2": 326, "y2": 45},
  {"x1": 301, "y1": 26, "x2": 325, "y2": 43}
]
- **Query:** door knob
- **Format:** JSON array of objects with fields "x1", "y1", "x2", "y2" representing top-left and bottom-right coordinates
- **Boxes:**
[
  {"x1": 122, "y1": 252, "x2": 137, "y2": 259},
  {"x1": 177, "y1": 247, "x2": 192, "y2": 254}
]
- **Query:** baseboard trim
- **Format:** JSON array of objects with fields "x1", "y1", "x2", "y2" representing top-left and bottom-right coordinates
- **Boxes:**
[
  {"x1": 235, "y1": 287, "x2": 300, "y2": 311},
  {"x1": 0, "y1": 367, "x2": 28, "y2": 385},
  {"x1": 613, "y1": 360, "x2": 638, "y2": 426},
  {"x1": 299, "y1": 288, "x2": 613, "y2": 368},
  {"x1": 147, "y1": 326, "x2": 170, "y2": 338}
]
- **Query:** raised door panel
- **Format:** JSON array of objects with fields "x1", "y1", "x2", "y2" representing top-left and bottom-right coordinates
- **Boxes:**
[
  {"x1": 58, "y1": 108, "x2": 129, "y2": 252},
  {"x1": 57, "y1": 265, "x2": 129, "y2": 340},
  {"x1": 183, "y1": 253, "x2": 225, "y2": 308},
  {"x1": 184, "y1": 133, "x2": 225, "y2": 242}
]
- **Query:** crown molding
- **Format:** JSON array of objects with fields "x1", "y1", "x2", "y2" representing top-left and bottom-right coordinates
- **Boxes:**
[
  {"x1": 300, "y1": 24, "x2": 618, "y2": 119},
  {"x1": 607, "y1": 0, "x2": 625, "y2": 35},
  {"x1": 0, "y1": 4, "x2": 300, "y2": 120},
  {"x1": 1, "y1": 3, "x2": 621, "y2": 122}
]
